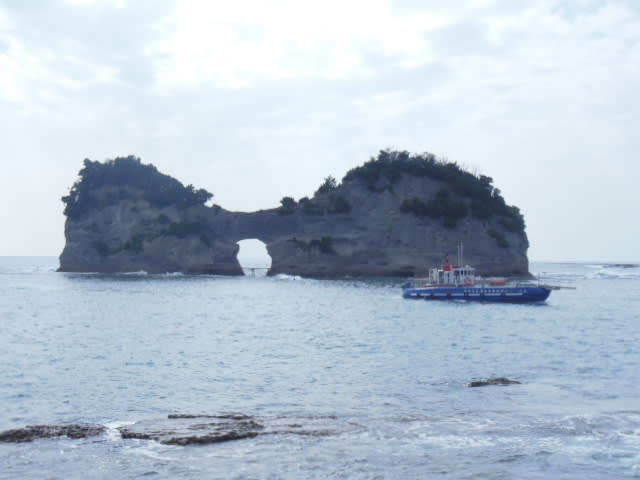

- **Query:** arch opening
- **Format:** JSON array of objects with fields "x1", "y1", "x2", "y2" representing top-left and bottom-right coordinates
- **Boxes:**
[{"x1": 236, "y1": 239, "x2": 272, "y2": 276}]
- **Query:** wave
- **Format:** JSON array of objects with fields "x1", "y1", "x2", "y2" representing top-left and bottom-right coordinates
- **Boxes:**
[
  {"x1": 272, "y1": 273, "x2": 304, "y2": 281},
  {"x1": 584, "y1": 266, "x2": 640, "y2": 280},
  {"x1": 532, "y1": 262, "x2": 640, "y2": 281}
]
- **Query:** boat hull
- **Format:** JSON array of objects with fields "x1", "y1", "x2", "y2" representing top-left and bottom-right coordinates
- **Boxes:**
[{"x1": 402, "y1": 285, "x2": 551, "y2": 303}]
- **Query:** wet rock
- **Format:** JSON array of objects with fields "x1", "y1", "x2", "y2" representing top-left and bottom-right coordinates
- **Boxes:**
[
  {"x1": 118, "y1": 414, "x2": 342, "y2": 445},
  {"x1": 119, "y1": 415, "x2": 264, "y2": 445},
  {"x1": 0, "y1": 424, "x2": 106, "y2": 443},
  {"x1": 167, "y1": 413, "x2": 252, "y2": 420},
  {"x1": 468, "y1": 377, "x2": 522, "y2": 387}
]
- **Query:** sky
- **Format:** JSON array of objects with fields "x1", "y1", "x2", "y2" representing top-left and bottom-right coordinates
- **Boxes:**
[{"x1": 1, "y1": 0, "x2": 638, "y2": 262}]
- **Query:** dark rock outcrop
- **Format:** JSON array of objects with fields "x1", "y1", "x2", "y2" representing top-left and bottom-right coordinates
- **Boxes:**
[
  {"x1": 59, "y1": 151, "x2": 531, "y2": 277},
  {"x1": 119, "y1": 414, "x2": 263, "y2": 445},
  {"x1": 0, "y1": 415, "x2": 348, "y2": 446},
  {"x1": 118, "y1": 414, "x2": 340, "y2": 445},
  {"x1": 468, "y1": 377, "x2": 522, "y2": 387},
  {"x1": 0, "y1": 424, "x2": 106, "y2": 442}
]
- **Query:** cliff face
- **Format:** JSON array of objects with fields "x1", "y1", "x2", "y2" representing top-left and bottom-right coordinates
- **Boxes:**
[
  {"x1": 59, "y1": 153, "x2": 530, "y2": 277},
  {"x1": 59, "y1": 196, "x2": 242, "y2": 275}
]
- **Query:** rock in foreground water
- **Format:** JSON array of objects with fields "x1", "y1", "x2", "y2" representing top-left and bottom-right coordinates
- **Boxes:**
[
  {"x1": 119, "y1": 414, "x2": 341, "y2": 445},
  {"x1": 0, "y1": 424, "x2": 106, "y2": 443},
  {"x1": 468, "y1": 378, "x2": 522, "y2": 387}
]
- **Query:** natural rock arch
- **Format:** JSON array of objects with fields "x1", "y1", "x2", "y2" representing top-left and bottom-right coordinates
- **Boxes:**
[
  {"x1": 236, "y1": 238, "x2": 272, "y2": 275},
  {"x1": 59, "y1": 152, "x2": 530, "y2": 277}
]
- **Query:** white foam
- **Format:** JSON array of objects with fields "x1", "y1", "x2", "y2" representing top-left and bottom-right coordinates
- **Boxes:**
[
  {"x1": 273, "y1": 273, "x2": 303, "y2": 281},
  {"x1": 104, "y1": 420, "x2": 135, "y2": 442}
]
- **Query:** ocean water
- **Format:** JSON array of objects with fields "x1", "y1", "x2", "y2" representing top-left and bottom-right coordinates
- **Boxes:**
[{"x1": 1, "y1": 257, "x2": 640, "y2": 479}]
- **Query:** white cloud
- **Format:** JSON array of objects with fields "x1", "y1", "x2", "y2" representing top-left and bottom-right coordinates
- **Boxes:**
[
  {"x1": 0, "y1": 6, "x2": 120, "y2": 116},
  {"x1": 63, "y1": 0, "x2": 127, "y2": 7},
  {"x1": 0, "y1": 0, "x2": 639, "y2": 260},
  {"x1": 147, "y1": 0, "x2": 454, "y2": 90}
]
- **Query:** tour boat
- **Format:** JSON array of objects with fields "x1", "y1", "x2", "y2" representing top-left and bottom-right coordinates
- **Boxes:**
[{"x1": 402, "y1": 247, "x2": 552, "y2": 303}]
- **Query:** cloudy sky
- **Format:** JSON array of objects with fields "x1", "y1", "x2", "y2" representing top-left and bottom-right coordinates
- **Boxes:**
[{"x1": 1, "y1": 0, "x2": 638, "y2": 262}]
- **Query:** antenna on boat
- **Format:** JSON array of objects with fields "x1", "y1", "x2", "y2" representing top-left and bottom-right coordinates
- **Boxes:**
[{"x1": 457, "y1": 242, "x2": 463, "y2": 266}]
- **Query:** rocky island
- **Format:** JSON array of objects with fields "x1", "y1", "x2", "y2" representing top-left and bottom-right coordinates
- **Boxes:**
[{"x1": 59, "y1": 150, "x2": 530, "y2": 277}]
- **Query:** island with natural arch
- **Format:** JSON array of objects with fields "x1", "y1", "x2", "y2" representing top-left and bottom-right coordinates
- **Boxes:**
[{"x1": 58, "y1": 150, "x2": 530, "y2": 277}]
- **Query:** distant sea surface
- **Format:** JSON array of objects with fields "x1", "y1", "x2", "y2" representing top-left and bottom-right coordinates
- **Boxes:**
[{"x1": 1, "y1": 257, "x2": 640, "y2": 479}]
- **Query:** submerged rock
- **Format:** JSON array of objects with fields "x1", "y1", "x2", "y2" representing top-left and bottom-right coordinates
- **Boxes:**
[
  {"x1": 468, "y1": 377, "x2": 522, "y2": 387},
  {"x1": 0, "y1": 424, "x2": 106, "y2": 443},
  {"x1": 118, "y1": 414, "x2": 341, "y2": 446}
]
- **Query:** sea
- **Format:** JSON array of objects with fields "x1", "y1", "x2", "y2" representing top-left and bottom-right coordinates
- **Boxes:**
[{"x1": 1, "y1": 256, "x2": 639, "y2": 479}]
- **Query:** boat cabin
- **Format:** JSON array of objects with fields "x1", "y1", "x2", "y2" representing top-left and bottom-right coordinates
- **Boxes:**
[{"x1": 428, "y1": 264, "x2": 476, "y2": 286}]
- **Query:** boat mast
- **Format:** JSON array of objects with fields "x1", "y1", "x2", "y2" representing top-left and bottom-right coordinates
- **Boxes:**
[{"x1": 457, "y1": 242, "x2": 464, "y2": 266}]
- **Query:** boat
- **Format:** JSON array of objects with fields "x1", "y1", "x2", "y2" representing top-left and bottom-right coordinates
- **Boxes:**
[{"x1": 401, "y1": 246, "x2": 552, "y2": 303}]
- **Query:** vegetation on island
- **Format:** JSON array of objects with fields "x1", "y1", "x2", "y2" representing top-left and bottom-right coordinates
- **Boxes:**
[
  {"x1": 288, "y1": 236, "x2": 335, "y2": 254},
  {"x1": 314, "y1": 176, "x2": 338, "y2": 196},
  {"x1": 277, "y1": 187, "x2": 351, "y2": 216},
  {"x1": 62, "y1": 156, "x2": 213, "y2": 219},
  {"x1": 328, "y1": 195, "x2": 351, "y2": 214},
  {"x1": 344, "y1": 149, "x2": 525, "y2": 235},
  {"x1": 400, "y1": 190, "x2": 468, "y2": 228},
  {"x1": 278, "y1": 196, "x2": 297, "y2": 215},
  {"x1": 299, "y1": 197, "x2": 324, "y2": 215}
]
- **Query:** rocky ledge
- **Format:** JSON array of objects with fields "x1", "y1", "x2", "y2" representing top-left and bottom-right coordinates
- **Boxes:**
[{"x1": 59, "y1": 150, "x2": 531, "y2": 277}]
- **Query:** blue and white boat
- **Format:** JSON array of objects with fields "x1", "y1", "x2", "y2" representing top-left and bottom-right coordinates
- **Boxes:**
[{"x1": 402, "y1": 251, "x2": 552, "y2": 303}]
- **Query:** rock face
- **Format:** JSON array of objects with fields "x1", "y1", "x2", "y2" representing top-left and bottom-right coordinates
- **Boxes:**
[
  {"x1": 60, "y1": 193, "x2": 242, "y2": 275},
  {"x1": 59, "y1": 152, "x2": 531, "y2": 277}
]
